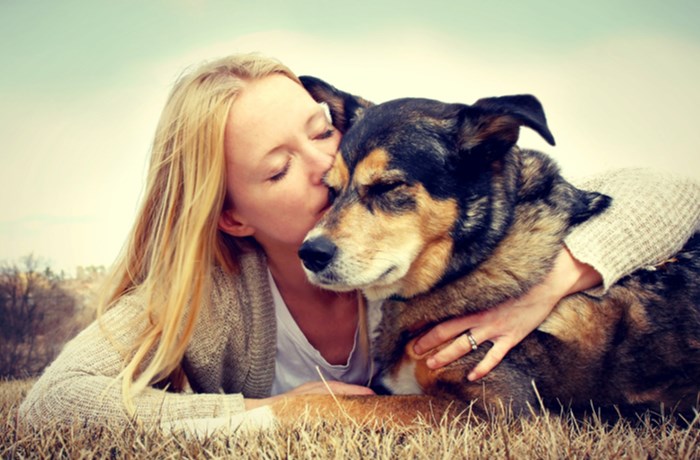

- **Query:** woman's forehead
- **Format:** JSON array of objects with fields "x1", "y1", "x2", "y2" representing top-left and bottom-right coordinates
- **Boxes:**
[{"x1": 224, "y1": 75, "x2": 320, "y2": 165}]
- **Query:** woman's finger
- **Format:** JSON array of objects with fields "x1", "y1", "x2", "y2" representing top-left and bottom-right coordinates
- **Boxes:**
[
  {"x1": 467, "y1": 341, "x2": 511, "y2": 381},
  {"x1": 425, "y1": 328, "x2": 483, "y2": 369},
  {"x1": 413, "y1": 315, "x2": 476, "y2": 355}
]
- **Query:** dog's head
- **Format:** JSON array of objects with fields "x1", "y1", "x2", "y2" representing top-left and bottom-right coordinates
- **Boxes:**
[{"x1": 298, "y1": 76, "x2": 597, "y2": 301}]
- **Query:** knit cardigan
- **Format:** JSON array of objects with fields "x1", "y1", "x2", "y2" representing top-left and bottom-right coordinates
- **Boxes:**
[{"x1": 19, "y1": 169, "x2": 700, "y2": 427}]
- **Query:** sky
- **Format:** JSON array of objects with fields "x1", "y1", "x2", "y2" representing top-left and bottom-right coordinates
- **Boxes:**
[{"x1": 1, "y1": 0, "x2": 699, "y2": 275}]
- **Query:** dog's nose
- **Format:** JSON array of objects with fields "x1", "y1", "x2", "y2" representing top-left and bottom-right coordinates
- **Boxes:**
[{"x1": 298, "y1": 237, "x2": 337, "y2": 273}]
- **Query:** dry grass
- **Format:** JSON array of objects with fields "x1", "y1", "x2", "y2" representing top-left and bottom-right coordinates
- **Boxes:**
[{"x1": 2, "y1": 379, "x2": 700, "y2": 459}]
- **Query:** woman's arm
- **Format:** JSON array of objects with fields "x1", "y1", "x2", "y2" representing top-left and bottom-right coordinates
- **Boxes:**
[
  {"x1": 414, "y1": 168, "x2": 700, "y2": 379},
  {"x1": 566, "y1": 168, "x2": 700, "y2": 291},
  {"x1": 18, "y1": 296, "x2": 246, "y2": 428},
  {"x1": 19, "y1": 263, "x2": 374, "y2": 430}
]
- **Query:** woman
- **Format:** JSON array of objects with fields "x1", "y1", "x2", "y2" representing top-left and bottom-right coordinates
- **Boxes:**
[{"x1": 19, "y1": 53, "x2": 700, "y2": 427}]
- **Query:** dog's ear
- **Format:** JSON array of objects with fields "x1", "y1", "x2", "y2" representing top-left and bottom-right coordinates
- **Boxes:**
[
  {"x1": 299, "y1": 75, "x2": 374, "y2": 132},
  {"x1": 459, "y1": 94, "x2": 555, "y2": 160}
]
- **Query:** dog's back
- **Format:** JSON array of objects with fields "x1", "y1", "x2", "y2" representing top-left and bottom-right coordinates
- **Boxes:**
[
  {"x1": 553, "y1": 234, "x2": 700, "y2": 413},
  {"x1": 488, "y1": 233, "x2": 700, "y2": 416}
]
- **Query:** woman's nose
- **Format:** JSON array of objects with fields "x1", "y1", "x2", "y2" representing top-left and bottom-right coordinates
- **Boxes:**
[{"x1": 305, "y1": 146, "x2": 336, "y2": 185}]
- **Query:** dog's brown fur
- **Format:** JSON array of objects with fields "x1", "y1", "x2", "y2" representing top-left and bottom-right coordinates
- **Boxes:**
[
  {"x1": 293, "y1": 76, "x2": 700, "y2": 422},
  {"x1": 267, "y1": 393, "x2": 468, "y2": 427}
]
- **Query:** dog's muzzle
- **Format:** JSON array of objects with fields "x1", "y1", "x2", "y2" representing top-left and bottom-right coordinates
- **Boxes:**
[{"x1": 298, "y1": 236, "x2": 337, "y2": 273}]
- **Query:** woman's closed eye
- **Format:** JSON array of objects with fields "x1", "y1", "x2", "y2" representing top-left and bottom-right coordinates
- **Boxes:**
[
  {"x1": 269, "y1": 161, "x2": 291, "y2": 182},
  {"x1": 314, "y1": 127, "x2": 335, "y2": 141}
]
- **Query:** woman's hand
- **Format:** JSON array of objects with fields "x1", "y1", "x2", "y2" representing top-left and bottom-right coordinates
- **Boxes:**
[
  {"x1": 244, "y1": 381, "x2": 374, "y2": 410},
  {"x1": 413, "y1": 247, "x2": 602, "y2": 381}
]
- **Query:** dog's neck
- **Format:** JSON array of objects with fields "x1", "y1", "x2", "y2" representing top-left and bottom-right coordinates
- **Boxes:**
[{"x1": 399, "y1": 208, "x2": 565, "y2": 321}]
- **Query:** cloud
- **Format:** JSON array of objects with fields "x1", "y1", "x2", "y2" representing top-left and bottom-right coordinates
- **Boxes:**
[
  {"x1": 0, "y1": 78, "x2": 160, "y2": 272},
  {"x1": 2, "y1": 27, "x2": 698, "y2": 272},
  {"x1": 178, "y1": 29, "x2": 700, "y2": 179}
]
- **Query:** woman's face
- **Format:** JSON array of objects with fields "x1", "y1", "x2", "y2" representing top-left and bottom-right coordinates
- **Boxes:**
[{"x1": 219, "y1": 74, "x2": 341, "y2": 254}]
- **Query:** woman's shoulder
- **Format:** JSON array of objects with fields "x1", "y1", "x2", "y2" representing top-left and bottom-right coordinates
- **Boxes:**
[
  {"x1": 185, "y1": 247, "x2": 275, "y2": 371},
  {"x1": 211, "y1": 247, "x2": 268, "y2": 296},
  {"x1": 208, "y1": 246, "x2": 273, "y2": 319}
]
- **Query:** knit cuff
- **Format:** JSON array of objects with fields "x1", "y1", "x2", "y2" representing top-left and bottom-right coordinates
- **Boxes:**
[{"x1": 566, "y1": 168, "x2": 700, "y2": 292}]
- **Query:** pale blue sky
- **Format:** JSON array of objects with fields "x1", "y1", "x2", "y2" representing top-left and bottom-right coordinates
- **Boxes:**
[{"x1": 1, "y1": 0, "x2": 699, "y2": 273}]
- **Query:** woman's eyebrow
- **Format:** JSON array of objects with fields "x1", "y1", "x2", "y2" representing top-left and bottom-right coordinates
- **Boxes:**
[{"x1": 305, "y1": 105, "x2": 328, "y2": 129}]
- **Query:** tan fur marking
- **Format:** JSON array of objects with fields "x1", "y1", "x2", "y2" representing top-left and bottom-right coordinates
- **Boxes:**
[
  {"x1": 325, "y1": 153, "x2": 349, "y2": 189},
  {"x1": 406, "y1": 338, "x2": 442, "y2": 391},
  {"x1": 354, "y1": 148, "x2": 391, "y2": 186},
  {"x1": 390, "y1": 338, "x2": 453, "y2": 392},
  {"x1": 538, "y1": 296, "x2": 614, "y2": 356},
  {"x1": 542, "y1": 286, "x2": 656, "y2": 344},
  {"x1": 625, "y1": 298, "x2": 652, "y2": 332},
  {"x1": 398, "y1": 185, "x2": 458, "y2": 297}
]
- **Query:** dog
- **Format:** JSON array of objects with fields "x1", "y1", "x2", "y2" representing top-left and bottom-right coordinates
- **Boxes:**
[{"x1": 295, "y1": 75, "x2": 700, "y2": 421}]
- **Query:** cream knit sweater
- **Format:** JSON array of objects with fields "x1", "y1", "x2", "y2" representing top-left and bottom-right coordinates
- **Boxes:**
[{"x1": 19, "y1": 169, "x2": 700, "y2": 428}]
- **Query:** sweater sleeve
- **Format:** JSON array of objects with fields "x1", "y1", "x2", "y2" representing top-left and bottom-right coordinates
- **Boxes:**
[
  {"x1": 18, "y1": 294, "x2": 246, "y2": 428},
  {"x1": 565, "y1": 168, "x2": 700, "y2": 292}
]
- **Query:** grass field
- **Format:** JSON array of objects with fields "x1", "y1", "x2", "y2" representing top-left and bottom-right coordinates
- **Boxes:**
[{"x1": 2, "y1": 378, "x2": 700, "y2": 459}]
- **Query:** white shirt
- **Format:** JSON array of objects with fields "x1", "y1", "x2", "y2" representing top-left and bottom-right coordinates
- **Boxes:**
[{"x1": 269, "y1": 271, "x2": 380, "y2": 395}]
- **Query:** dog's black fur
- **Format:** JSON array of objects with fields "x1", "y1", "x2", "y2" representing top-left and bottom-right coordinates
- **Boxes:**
[{"x1": 299, "y1": 76, "x2": 700, "y2": 420}]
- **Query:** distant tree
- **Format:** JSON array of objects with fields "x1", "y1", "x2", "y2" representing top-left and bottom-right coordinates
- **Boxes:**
[
  {"x1": 0, "y1": 255, "x2": 79, "y2": 378},
  {"x1": 76, "y1": 264, "x2": 106, "y2": 280}
]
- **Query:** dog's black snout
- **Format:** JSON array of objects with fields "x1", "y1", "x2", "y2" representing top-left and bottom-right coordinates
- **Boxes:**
[{"x1": 299, "y1": 237, "x2": 337, "y2": 273}]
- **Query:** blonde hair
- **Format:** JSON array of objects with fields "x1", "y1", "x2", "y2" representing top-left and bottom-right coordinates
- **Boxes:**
[{"x1": 98, "y1": 53, "x2": 299, "y2": 413}]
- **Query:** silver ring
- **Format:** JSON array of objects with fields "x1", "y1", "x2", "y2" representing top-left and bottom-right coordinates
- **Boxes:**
[{"x1": 463, "y1": 329, "x2": 478, "y2": 351}]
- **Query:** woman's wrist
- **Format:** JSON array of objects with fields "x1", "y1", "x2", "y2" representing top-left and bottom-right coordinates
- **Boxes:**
[{"x1": 557, "y1": 246, "x2": 603, "y2": 296}]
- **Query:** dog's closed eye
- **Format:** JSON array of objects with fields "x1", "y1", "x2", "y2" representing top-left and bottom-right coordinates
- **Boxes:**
[{"x1": 369, "y1": 180, "x2": 406, "y2": 196}]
